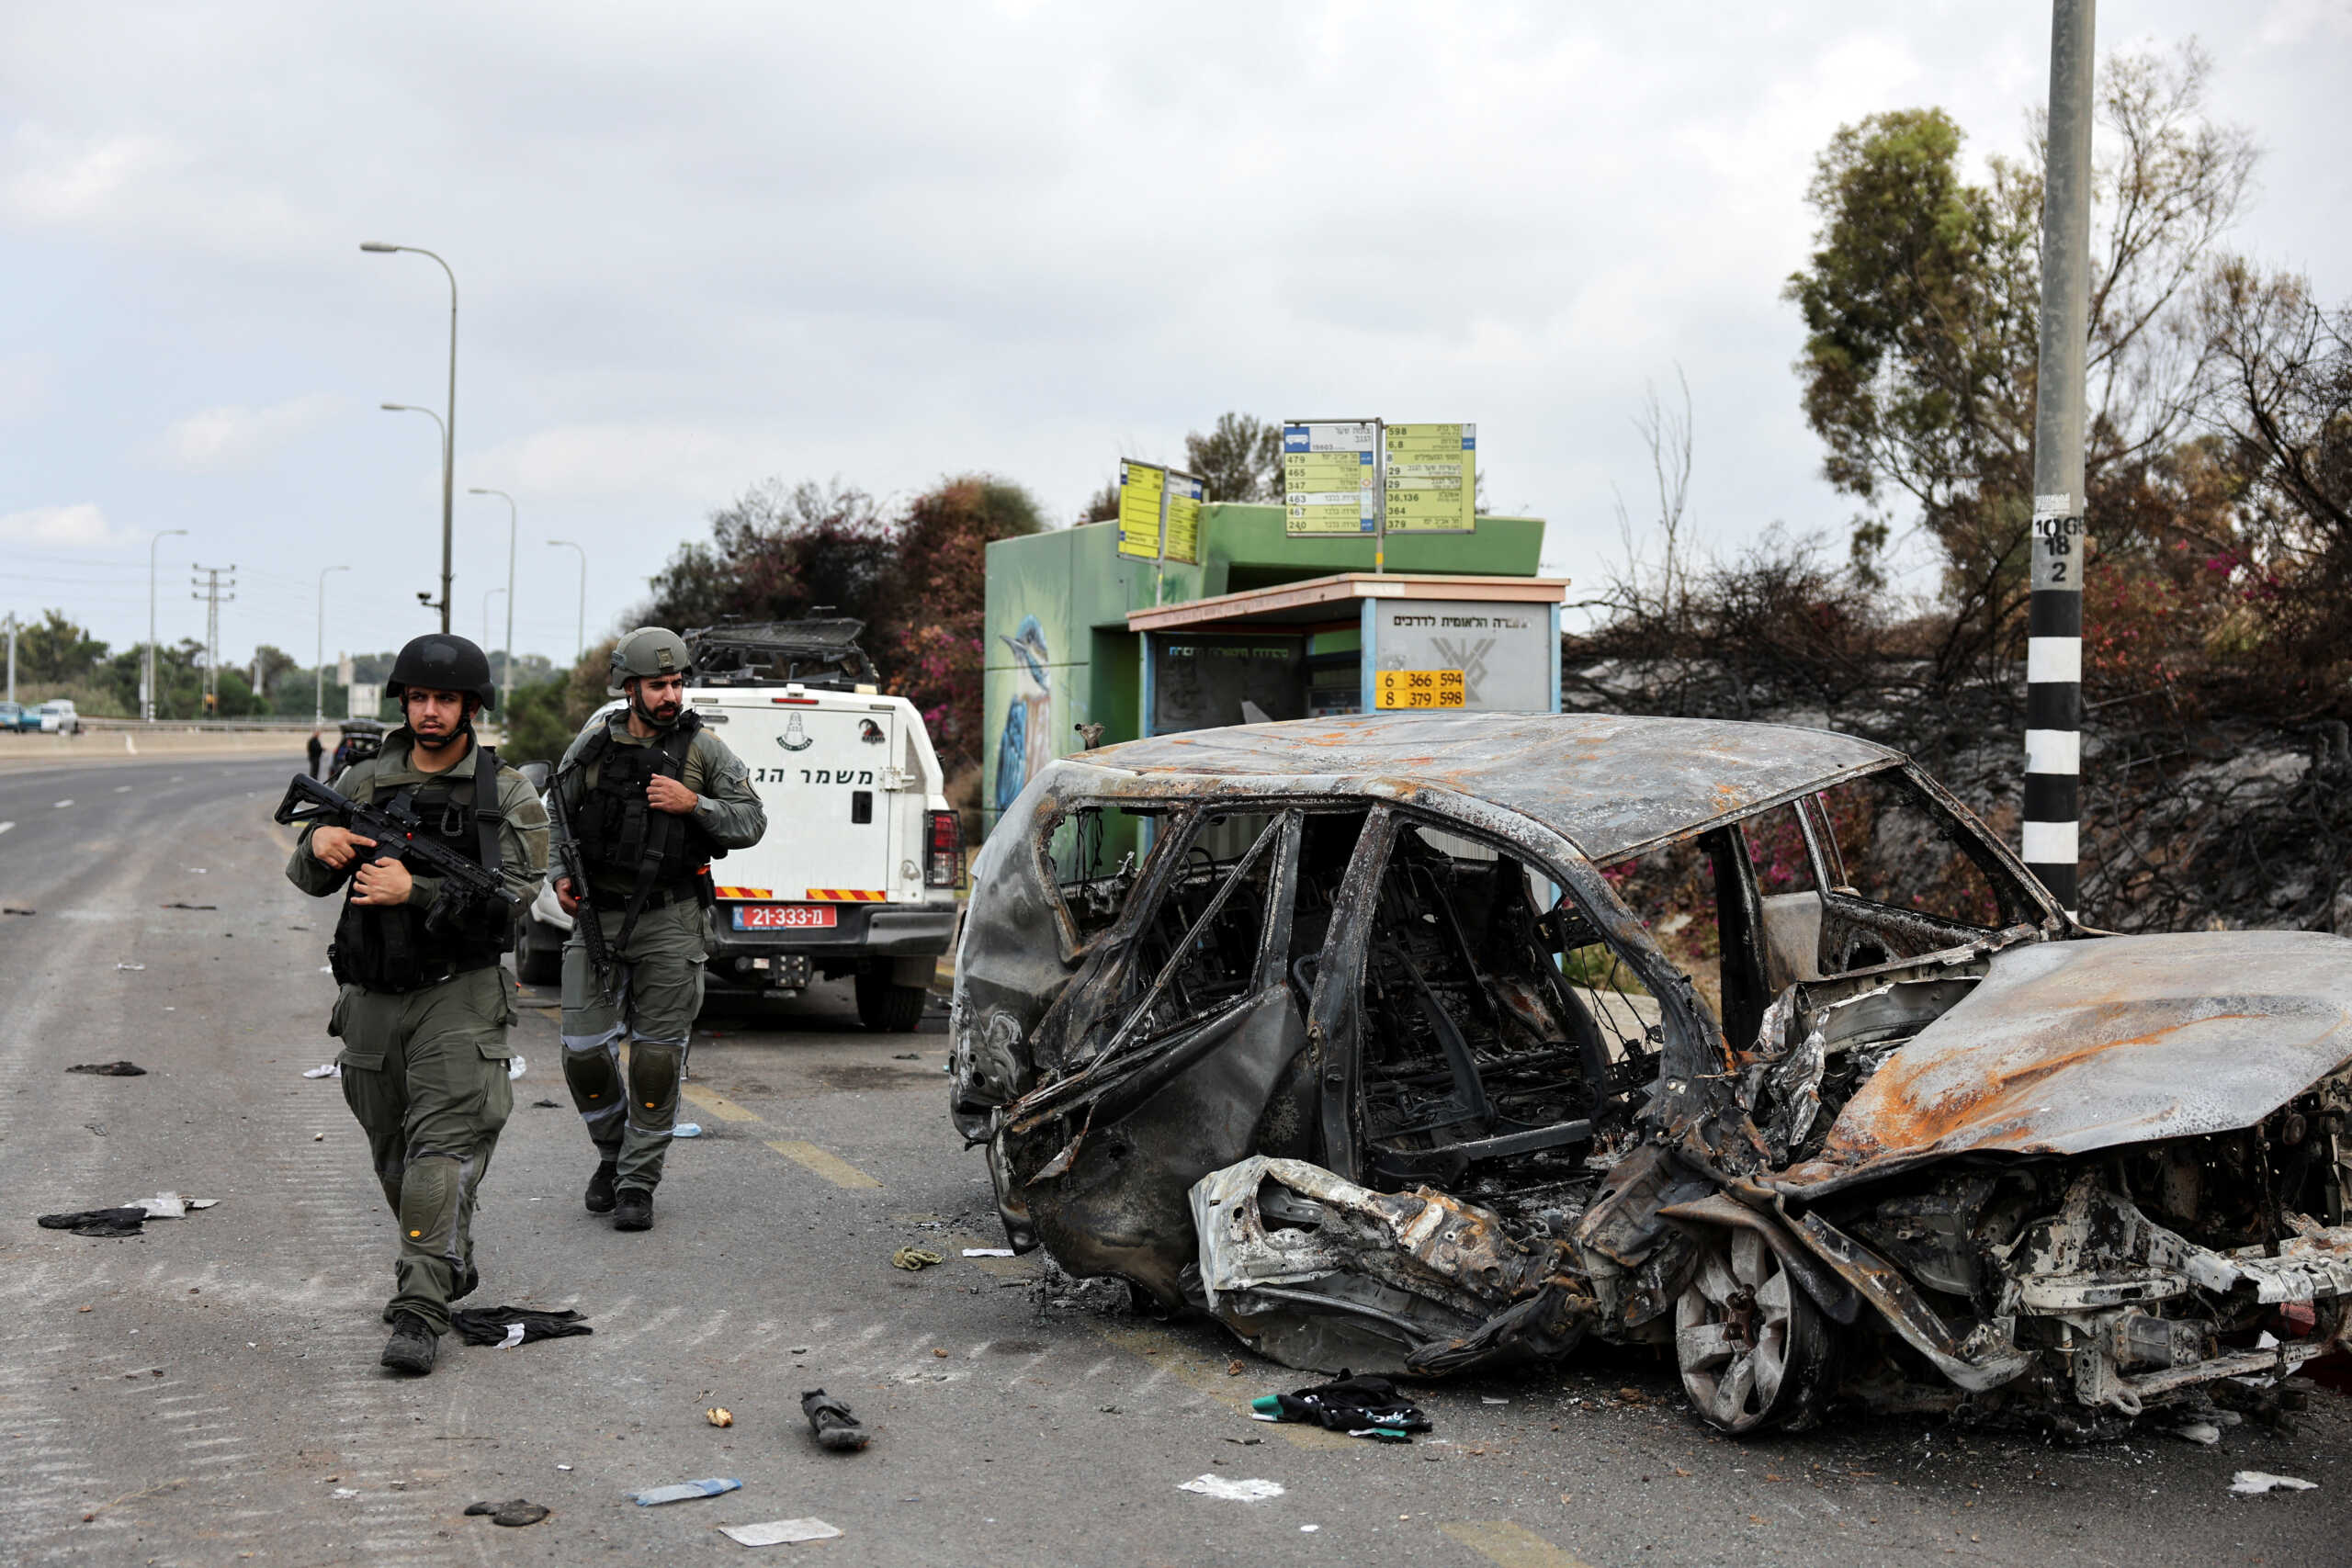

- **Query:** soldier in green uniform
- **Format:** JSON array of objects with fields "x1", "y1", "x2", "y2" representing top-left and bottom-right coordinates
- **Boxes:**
[
  {"x1": 552, "y1": 627, "x2": 766, "y2": 1231},
  {"x1": 285, "y1": 634, "x2": 548, "y2": 1375}
]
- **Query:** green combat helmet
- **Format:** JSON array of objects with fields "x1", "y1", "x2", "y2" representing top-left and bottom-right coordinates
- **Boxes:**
[{"x1": 607, "y1": 626, "x2": 692, "y2": 695}]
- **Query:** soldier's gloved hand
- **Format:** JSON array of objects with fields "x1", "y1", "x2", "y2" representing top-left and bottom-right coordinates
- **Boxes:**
[
  {"x1": 554, "y1": 875, "x2": 581, "y2": 916},
  {"x1": 311, "y1": 827, "x2": 377, "y2": 869},
  {"x1": 352, "y1": 858, "x2": 413, "y2": 906},
  {"x1": 646, "y1": 775, "x2": 699, "y2": 816}
]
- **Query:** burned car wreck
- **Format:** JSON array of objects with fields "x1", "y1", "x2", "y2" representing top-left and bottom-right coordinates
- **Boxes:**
[{"x1": 949, "y1": 713, "x2": 2352, "y2": 1435}]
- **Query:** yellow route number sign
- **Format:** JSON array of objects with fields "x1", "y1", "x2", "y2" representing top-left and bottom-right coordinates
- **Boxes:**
[{"x1": 1374, "y1": 669, "x2": 1465, "y2": 709}]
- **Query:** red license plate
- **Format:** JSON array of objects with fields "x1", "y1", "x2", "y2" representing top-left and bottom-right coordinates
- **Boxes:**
[{"x1": 732, "y1": 904, "x2": 838, "y2": 931}]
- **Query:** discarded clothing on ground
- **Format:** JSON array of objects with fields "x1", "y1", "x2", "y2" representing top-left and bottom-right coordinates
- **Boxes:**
[
  {"x1": 449, "y1": 1306, "x2": 593, "y2": 1348},
  {"x1": 890, "y1": 1247, "x2": 944, "y2": 1270},
  {"x1": 1253, "y1": 1371, "x2": 1431, "y2": 1442},
  {"x1": 464, "y1": 1498, "x2": 550, "y2": 1527},
  {"x1": 38, "y1": 1207, "x2": 150, "y2": 1238},
  {"x1": 628, "y1": 1477, "x2": 740, "y2": 1506},
  {"x1": 801, "y1": 1388, "x2": 869, "y2": 1451},
  {"x1": 67, "y1": 1061, "x2": 146, "y2": 1077}
]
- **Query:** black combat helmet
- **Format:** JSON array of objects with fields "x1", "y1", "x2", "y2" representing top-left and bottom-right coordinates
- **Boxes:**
[{"x1": 386, "y1": 633, "x2": 498, "y2": 710}]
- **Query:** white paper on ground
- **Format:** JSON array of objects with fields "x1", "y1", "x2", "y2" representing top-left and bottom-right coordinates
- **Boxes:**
[
  {"x1": 1178, "y1": 1475, "x2": 1284, "y2": 1502},
  {"x1": 962, "y1": 1247, "x2": 1014, "y2": 1258},
  {"x1": 672, "y1": 1122, "x2": 702, "y2": 1138},
  {"x1": 630, "y1": 1478, "x2": 741, "y2": 1506},
  {"x1": 495, "y1": 1323, "x2": 526, "y2": 1349},
  {"x1": 2230, "y1": 1471, "x2": 2317, "y2": 1494},
  {"x1": 302, "y1": 1063, "x2": 341, "y2": 1078},
  {"x1": 718, "y1": 1518, "x2": 843, "y2": 1546}
]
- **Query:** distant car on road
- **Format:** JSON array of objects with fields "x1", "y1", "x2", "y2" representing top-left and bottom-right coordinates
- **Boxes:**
[
  {"x1": 36, "y1": 699, "x2": 82, "y2": 735},
  {"x1": 0, "y1": 702, "x2": 37, "y2": 733},
  {"x1": 326, "y1": 718, "x2": 386, "y2": 784}
]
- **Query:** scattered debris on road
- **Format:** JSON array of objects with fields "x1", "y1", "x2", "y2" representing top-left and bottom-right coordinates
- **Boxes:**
[
  {"x1": 2, "y1": 906, "x2": 35, "y2": 916},
  {"x1": 719, "y1": 1517, "x2": 842, "y2": 1547},
  {"x1": 1251, "y1": 1371, "x2": 1430, "y2": 1442},
  {"x1": 891, "y1": 1247, "x2": 944, "y2": 1270},
  {"x1": 800, "y1": 1389, "x2": 869, "y2": 1451},
  {"x1": 302, "y1": 1062, "x2": 341, "y2": 1078},
  {"x1": 530, "y1": 1097, "x2": 560, "y2": 1107},
  {"x1": 673, "y1": 1122, "x2": 703, "y2": 1138},
  {"x1": 706, "y1": 1406, "x2": 734, "y2": 1427},
  {"x1": 630, "y1": 1477, "x2": 742, "y2": 1506},
  {"x1": 2229, "y1": 1471, "x2": 2318, "y2": 1494},
  {"x1": 450, "y1": 1307, "x2": 594, "y2": 1348},
  {"x1": 39, "y1": 1193, "x2": 217, "y2": 1237},
  {"x1": 67, "y1": 1061, "x2": 146, "y2": 1076},
  {"x1": 157, "y1": 902, "x2": 217, "y2": 910},
  {"x1": 1178, "y1": 1475, "x2": 1284, "y2": 1501},
  {"x1": 113, "y1": 963, "x2": 145, "y2": 972},
  {"x1": 465, "y1": 1499, "x2": 551, "y2": 1527},
  {"x1": 962, "y1": 1247, "x2": 1014, "y2": 1258}
]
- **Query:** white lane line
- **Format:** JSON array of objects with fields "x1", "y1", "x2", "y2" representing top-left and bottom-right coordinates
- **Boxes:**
[{"x1": 51, "y1": 799, "x2": 72, "y2": 809}]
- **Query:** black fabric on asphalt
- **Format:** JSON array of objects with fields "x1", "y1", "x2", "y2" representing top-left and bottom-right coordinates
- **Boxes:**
[
  {"x1": 448, "y1": 1307, "x2": 593, "y2": 1347},
  {"x1": 67, "y1": 1061, "x2": 147, "y2": 1076},
  {"x1": 1270, "y1": 1371, "x2": 1433, "y2": 1438},
  {"x1": 464, "y1": 1499, "x2": 550, "y2": 1527},
  {"x1": 529, "y1": 1098, "x2": 560, "y2": 1108},
  {"x1": 37, "y1": 1208, "x2": 148, "y2": 1238}
]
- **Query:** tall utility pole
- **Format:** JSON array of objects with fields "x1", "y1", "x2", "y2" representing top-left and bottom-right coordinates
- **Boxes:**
[
  {"x1": 146, "y1": 527, "x2": 188, "y2": 721},
  {"x1": 3, "y1": 613, "x2": 15, "y2": 705},
  {"x1": 361, "y1": 242, "x2": 458, "y2": 632},
  {"x1": 315, "y1": 564, "x2": 350, "y2": 727},
  {"x1": 2022, "y1": 0, "x2": 2096, "y2": 917},
  {"x1": 190, "y1": 565, "x2": 237, "y2": 716},
  {"x1": 548, "y1": 539, "x2": 587, "y2": 663},
  {"x1": 469, "y1": 487, "x2": 518, "y2": 710}
]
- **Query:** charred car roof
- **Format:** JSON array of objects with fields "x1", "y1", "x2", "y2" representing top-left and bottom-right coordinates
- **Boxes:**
[{"x1": 1070, "y1": 712, "x2": 1899, "y2": 861}]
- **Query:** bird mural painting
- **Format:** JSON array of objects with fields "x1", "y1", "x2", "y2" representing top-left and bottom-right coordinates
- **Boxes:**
[{"x1": 994, "y1": 615, "x2": 1054, "y2": 814}]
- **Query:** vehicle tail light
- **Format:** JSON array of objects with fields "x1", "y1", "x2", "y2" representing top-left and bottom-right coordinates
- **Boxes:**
[{"x1": 925, "y1": 809, "x2": 965, "y2": 888}]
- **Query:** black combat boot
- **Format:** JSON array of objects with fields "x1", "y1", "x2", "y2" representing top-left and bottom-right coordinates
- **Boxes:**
[
  {"x1": 584, "y1": 1160, "x2": 618, "y2": 1214},
  {"x1": 380, "y1": 1312, "x2": 439, "y2": 1375},
  {"x1": 612, "y1": 1187, "x2": 653, "y2": 1232}
]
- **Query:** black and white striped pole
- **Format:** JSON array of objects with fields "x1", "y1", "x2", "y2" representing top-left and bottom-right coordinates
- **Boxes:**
[{"x1": 2023, "y1": 0, "x2": 2095, "y2": 918}]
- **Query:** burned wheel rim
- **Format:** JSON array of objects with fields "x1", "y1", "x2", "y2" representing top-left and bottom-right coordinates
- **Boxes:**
[{"x1": 1674, "y1": 1227, "x2": 1834, "y2": 1435}]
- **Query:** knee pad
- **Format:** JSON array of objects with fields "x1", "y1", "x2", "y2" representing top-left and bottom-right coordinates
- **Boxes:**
[{"x1": 626, "y1": 1041, "x2": 684, "y2": 1130}]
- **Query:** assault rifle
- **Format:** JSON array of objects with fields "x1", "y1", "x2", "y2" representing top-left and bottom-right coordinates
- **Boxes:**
[
  {"x1": 544, "y1": 767, "x2": 616, "y2": 999},
  {"x1": 274, "y1": 773, "x2": 523, "y2": 936}
]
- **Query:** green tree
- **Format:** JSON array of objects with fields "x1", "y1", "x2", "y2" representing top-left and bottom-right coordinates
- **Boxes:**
[
  {"x1": 645, "y1": 479, "x2": 895, "y2": 633},
  {"x1": 1787, "y1": 43, "x2": 2256, "y2": 595},
  {"x1": 16, "y1": 610, "x2": 109, "y2": 683},
  {"x1": 1183, "y1": 412, "x2": 1283, "y2": 502}
]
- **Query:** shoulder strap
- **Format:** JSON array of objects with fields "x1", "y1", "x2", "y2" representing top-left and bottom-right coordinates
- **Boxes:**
[{"x1": 473, "y1": 744, "x2": 502, "y2": 870}]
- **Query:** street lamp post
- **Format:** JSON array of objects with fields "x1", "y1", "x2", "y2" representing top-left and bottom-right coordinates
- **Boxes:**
[
  {"x1": 315, "y1": 564, "x2": 351, "y2": 727},
  {"x1": 481, "y1": 587, "x2": 505, "y2": 655},
  {"x1": 359, "y1": 242, "x2": 458, "y2": 632},
  {"x1": 380, "y1": 403, "x2": 449, "y2": 617},
  {"x1": 548, "y1": 539, "x2": 587, "y2": 664},
  {"x1": 146, "y1": 527, "x2": 189, "y2": 721},
  {"x1": 469, "y1": 487, "x2": 518, "y2": 711}
]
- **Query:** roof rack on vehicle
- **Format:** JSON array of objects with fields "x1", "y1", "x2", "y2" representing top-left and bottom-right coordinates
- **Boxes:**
[{"x1": 684, "y1": 616, "x2": 882, "y2": 691}]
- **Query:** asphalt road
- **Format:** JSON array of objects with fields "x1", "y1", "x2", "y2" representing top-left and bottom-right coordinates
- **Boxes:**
[{"x1": 1, "y1": 755, "x2": 2345, "y2": 1567}]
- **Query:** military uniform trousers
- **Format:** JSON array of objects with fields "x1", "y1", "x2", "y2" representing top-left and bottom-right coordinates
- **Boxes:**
[
  {"x1": 560, "y1": 897, "x2": 707, "y2": 1192},
  {"x1": 333, "y1": 964, "x2": 515, "y2": 1336}
]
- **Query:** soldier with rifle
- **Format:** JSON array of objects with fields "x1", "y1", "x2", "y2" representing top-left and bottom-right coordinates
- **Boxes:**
[
  {"x1": 281, "y1": 633, "x2": 548, "y2": 1375},
  {"x1": 552, "y1": 627, "x2": 765, "y2": 1232}
]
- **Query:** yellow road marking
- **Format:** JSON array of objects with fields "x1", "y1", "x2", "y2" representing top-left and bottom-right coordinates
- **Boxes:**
[
  {"x1": 681, "y1": 1084, "x2": 761, "y2": 1122},
  {"x1": 1440, "y1": 1521, "x2": 1595, "y2": 1568},
  {"x1": 1091, "y1": 1323, "x2": 1355, "y2": 1450},
  {"x1": 764, "y1": 1140, "x2": 882, "y2": 1189}
]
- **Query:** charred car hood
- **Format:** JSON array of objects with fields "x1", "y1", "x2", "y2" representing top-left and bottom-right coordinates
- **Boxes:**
[{"x1": 1777, "y1": 931, "x2": 2352, "y2": 1192}]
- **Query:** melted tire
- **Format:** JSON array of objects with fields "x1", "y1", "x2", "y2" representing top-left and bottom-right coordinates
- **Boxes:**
[{"x1": 1674, "y1": 1226, "x2": 1838, "y2": 1435}]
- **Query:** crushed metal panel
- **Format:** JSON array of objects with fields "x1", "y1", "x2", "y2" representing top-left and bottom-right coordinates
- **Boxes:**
[
  {"x1": 1778, "y1": 931, "x2": 2352, "y2": 1190},
  {"x1": 1080, "y1": 712, "x2": 1896, "y2": 862}
]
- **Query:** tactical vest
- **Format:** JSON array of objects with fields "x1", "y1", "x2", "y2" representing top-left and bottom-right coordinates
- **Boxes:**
[
  {"x1": 569, "y1": 713, "x2": 716, "y2": 892},
  {"x1": 329, "y1": 742, "x2": 511, "y2": 993}
]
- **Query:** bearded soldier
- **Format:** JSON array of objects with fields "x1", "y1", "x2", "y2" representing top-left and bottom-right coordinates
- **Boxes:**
[
  {"x1": 285, "y1": 634, "x2": 548, "y2": 1375},
  {"x1": 553, "y1": 627, "x2": 765, "y2": 1231}
]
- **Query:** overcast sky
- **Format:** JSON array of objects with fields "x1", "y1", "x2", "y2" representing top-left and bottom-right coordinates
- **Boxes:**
[{"x1": 3, "y1": 1, "x2": 2344, "y2": 670}]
